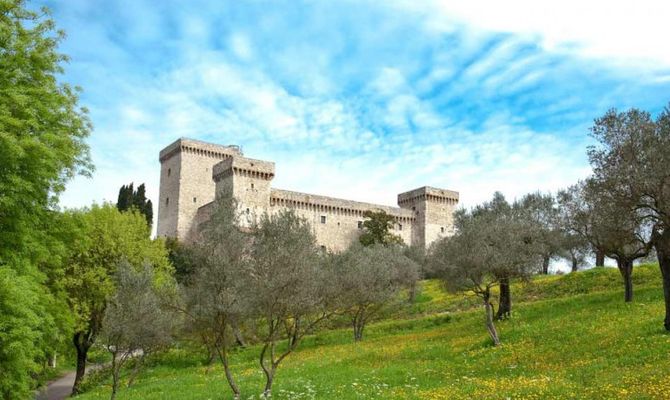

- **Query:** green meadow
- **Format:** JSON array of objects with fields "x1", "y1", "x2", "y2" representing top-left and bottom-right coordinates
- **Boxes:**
[{"x1": 76, "y1": 264, "x2": 670, "y2": 400}]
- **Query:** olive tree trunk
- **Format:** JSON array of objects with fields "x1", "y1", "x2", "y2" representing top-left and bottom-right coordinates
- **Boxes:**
[
  {"x1": 495, "y1": 277, "x2": 511, "y2": 320},
  {"x1": 616, "y1": 258, "x2": 634, "y2": 302},
  {"x1": 655, "y1": 229, "x2": 670, "y2": 331},
  {"x1": 219, "y1": 349, "x2": 240, "y2": 399},
  {"x1": 110, "y1": 351, "x2": 120, "y2": 400},
  {"x1": 541, "y1": 255, "x2": 550, "y2": 274},
  {"x1": 351, "y1": 305, "x2": 379, "y2": 342},
  {"x1": 571, "y1": 256, "x2": 579, "y2": 272},
  {"x1": 483, "y1": 290, "x2": 500, "y2": 346},
  {"x1": 595, "y1": 248, "x2": 605, "y2": 267}
]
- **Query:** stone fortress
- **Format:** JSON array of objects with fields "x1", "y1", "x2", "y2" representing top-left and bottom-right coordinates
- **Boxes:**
[{"x1": 157, "y1": 138, "x2": 459, "y2": 251}]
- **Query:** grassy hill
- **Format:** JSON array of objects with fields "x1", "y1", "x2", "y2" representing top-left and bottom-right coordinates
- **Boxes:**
[{"x1": 76, "y1": 264, "x2": 670, "y2": 399}]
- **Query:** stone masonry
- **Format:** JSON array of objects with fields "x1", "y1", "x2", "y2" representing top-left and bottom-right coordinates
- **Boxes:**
[{"x1": 157, "y1": 138, "x2": 459, "y2": 251}]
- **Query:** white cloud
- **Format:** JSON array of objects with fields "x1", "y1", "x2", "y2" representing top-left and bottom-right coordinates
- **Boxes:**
[{"x1": 423, "y1": 0, "x2": 670, "y2": 68}]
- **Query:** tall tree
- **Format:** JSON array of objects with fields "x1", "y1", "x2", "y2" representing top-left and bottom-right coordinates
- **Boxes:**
[
  {"x1": 181, "y1": 197, "x2": 250, "y2": 399},
  {"x1": 249, "y1": 210, "x2": 331, "y2": 398},
  {"x1": 63, "y1": 204, "x2": 170, "y2": 394},
  {"x1": 359, "y1": 210, "x2": 403, "y2": 247},
  {"x1": 0, "y1": 1, "x2": 92, "y2": 396},
  {"x1": 587, "y1": 106, "x2": 670, "y2": 324}
]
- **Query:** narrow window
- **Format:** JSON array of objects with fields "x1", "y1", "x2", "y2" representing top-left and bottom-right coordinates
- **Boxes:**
[
  {"x1": 320, "y1": 215, "x2": 326, "y2": 224},
  {"x1": 167, "y1": 168, "x2": 171, "y2": 177},
  {"x1": 193, "y1": 197, "x2": 197, "y2": 203},
  {"x1": 398, "y1": 224, "x2": 403, "y2": 231},
  {"x1": 251, "y1": 183, "x2": 255, "y2": 189},
  {"x1": 357, "y1": 221, "x2": 363, "y2": 229},
  {"x1": 246, "y1": 208, "x2": 250, "y2": 214},
  {"x1": 165, "y1": 197, "x2": 169, "y2": 206},
  {"x1": 441, "y1": 227, "x2": 445, "y2": 233}
]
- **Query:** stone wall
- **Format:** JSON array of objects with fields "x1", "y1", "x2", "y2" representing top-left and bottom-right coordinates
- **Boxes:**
[{"x1": 269, "y1": 189, "x2": 415, "y2": 252}]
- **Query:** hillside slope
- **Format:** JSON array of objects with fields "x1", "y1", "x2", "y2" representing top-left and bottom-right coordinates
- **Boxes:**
[{"x1": 77, "y1": 265, "x2": 670, "y2": 399}]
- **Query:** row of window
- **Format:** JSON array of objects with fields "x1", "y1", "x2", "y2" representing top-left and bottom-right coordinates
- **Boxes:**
[
  {"x1": 319, "y1": 216, "x2": 405, "y2": 231},
  {"x1": 163, "y1": 196, "x2": 198, "y2": 207}
]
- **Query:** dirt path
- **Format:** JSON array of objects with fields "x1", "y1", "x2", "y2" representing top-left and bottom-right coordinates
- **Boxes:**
[{"x1": 35, "y1": 371, "x2": 76, "y2": 400}]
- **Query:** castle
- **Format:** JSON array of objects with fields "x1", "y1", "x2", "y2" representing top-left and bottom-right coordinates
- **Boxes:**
[{"x1": 157, "y1": 138, "x2": 459, "y2": 251}]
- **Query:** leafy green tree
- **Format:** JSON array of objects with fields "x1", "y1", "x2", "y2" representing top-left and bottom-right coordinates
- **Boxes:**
[
  {"x1": 359, "y1": 210, "x2": 403, "y2": 247},
  {"x1": 63, "y1": 204, "x2": 170, "y2": 394},
  {"x1": 0, "y1": 1, "x2": 91, "y2": 396}
]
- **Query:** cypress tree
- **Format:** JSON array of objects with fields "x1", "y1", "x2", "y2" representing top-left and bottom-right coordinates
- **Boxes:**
[
  {"x1": 116, "y1": 183, "x2": 152, "y2": 229},
  {"x1": 116, "y1": 183, "x2": 134, "y2": 212}
]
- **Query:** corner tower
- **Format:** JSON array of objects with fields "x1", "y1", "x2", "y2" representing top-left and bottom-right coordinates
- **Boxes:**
[
  {"x1": 157, "y1": 138, "x2": 242, "y2": 240},
  {"x1": 398, "y1": 186, "x2": 459, "y2": 248}
]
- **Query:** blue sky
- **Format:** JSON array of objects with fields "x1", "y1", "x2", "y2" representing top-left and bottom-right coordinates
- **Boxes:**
[{"x1": 43, "y1": 0, "x2": 670, "y2": 228}]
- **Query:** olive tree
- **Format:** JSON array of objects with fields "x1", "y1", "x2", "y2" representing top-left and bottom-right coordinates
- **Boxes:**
[
  {"x1": 248, "y1": 210, "x2": 332, "y2": 398},
  {"x1": 430, "y1": 204, "x2": 539, "y2": 345},
  {"x1": 330, "y1": 244, "x2": 419, "y2": 341},
  {"x1": 180, "y1": 197, "x2": 249, "y2": 399},
  {"x1": 587, "y1": 106, "x2": 670, "y2": 328},
  {"x1": 515, "y1": 192, "x2": 564, "y2": 274},
  {"x1": 99, "y1": 262, "x2": 174, "y2": 400},
  {"x1": 467, "y1": 192, "x2": 540, "y2": 320},
  {"x1": 559, "y1": 180, "x2": 651, "y2": 302},
  {"x1": 561, "y1": 232, "x2": 591, "y2": 272}
]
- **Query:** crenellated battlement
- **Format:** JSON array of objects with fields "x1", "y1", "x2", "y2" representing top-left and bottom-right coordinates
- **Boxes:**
[
  {"x1": 159, "y1": 138, "x2": 242, "y2": 163},
  {"x1": 212, "y1": 156, "x2": 275, "y2": 182},
  {"x1": 397, "y1": 186, "x2": 459, "y2": 207},
  {"x1": 271, "y1": 189, "x2": 415, "y2": 224}
]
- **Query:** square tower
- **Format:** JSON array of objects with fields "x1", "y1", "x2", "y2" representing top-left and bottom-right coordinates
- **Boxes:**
[
  {"x1": 157, "y1": 138, "x2": 242, "y2": 240},
  {"x1": 398, "y1": 186, "x2": 459, "y2": 248},
  {"x1": 212, "y1": 156, "x2": 275, "y2": 227}
]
